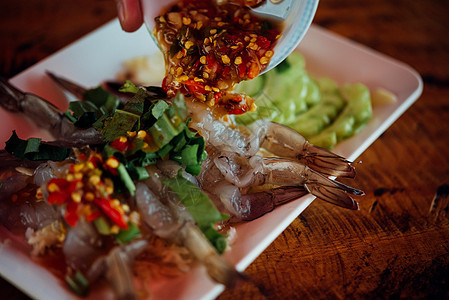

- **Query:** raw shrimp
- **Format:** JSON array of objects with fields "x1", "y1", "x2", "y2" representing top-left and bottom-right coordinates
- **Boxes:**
[
  {"x1": 187, "y1": 101, "x2": 362, "y2": 219},
  {"x1": 212, "y1": 182, "x2": 308, "y2": 221},
  {"x1": 187, "y1": 101, "x2": 355, "y2": 178},
  {"x1": 86, "y1": 240, "x2": 149, "y2": 300},
  {"x1": 136, "y1": 179, "x2": 242, "y2": 287},
  {"x1": 0, "y1": 77, "x2": 104, "y2": 147},
  {"x1": 198, "y1": 147, "x2": 360, "y2": 221}
]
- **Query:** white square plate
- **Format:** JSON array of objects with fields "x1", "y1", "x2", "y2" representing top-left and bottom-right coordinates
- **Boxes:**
[{"x1": 0, "y1": 20, "x2": 422, "y2": 300}]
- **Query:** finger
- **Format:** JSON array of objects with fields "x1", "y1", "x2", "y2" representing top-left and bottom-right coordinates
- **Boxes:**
[{"x1": 116, "y1": 0, "x2": 144, "y2": 32}]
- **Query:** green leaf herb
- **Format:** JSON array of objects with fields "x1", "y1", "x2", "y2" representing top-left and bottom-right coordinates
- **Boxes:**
[
  {"x1": 5, "y1": 131, "x2": 71, "y2": 161},
  {"x1": 162, "y1": 176, "x2": 228, "y2": 253}
]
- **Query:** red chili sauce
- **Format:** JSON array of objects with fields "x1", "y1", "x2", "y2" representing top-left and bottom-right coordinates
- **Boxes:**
[{"x1": 154, "y1": 0, "x2": 281, "y2": 115}]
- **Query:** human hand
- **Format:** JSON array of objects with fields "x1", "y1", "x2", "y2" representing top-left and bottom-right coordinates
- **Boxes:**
[{"x1": 116, "y1": 0, "x2": 143, "y2": 32}]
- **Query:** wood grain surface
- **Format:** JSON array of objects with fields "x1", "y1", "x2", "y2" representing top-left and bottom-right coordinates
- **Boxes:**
[{"x1": 1, "y1": 0, "x2": 449, "y2": 299}]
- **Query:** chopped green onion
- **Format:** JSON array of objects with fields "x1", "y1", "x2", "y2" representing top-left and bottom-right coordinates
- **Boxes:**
[
  {"x1": 117, "y1": 163, "x2": 136, "y2": 196},
  {"x1": 65, "y1": 271, "x2": 90, "y2": 297},
  {"x1": 5, "y1": 131, "x2": 71, "y2": 161},
  {"x1": 93, "y1": 216, "x2": 111, "y2": 235},
  {"x1": 115, "y1": 222, "x2": 141, "y2": 244}
]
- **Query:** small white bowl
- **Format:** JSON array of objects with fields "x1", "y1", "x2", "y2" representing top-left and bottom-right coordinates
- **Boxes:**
[{"x1": 140, "y1": 0, "x2": 319, "y2": 73}]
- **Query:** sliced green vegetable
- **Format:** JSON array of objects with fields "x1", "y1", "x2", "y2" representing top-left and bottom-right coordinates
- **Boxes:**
[{"x1": 288, "y1": 92, "x2": 346, "y2": 138}]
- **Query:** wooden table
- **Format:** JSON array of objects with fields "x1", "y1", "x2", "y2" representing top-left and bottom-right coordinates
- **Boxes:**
[{"x1": 1, "y1": 0, "x2": 449, "y2": 299}]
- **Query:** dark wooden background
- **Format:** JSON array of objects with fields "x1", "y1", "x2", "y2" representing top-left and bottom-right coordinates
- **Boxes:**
[{"x1": 1, "y1": 0, "x2": 449, "y2": 299}]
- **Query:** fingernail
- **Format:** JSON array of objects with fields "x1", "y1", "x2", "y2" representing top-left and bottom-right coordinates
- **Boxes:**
[{"x1": 116, "y1": 0, "x2": 126, "y2": 24}]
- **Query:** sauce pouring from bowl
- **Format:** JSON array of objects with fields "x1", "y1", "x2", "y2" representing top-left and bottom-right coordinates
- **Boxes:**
[{"x1": 140, "y1": 0, "x2": 319, "y2": 75}]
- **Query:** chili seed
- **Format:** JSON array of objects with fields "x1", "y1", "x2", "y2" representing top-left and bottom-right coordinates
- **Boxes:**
[
  {"x1": 71, "y1": 192, "x2": 82, "y2": 203},
  {"x1": 196, "y1": 21, "x2": 203, "y2": 29},
  {"x1": 205, "y1": 85, "x2": 212, "y2": 91},
  {"x1": 210, "y1": 29, "x2": 217, "y2": 35},
  {"x1": 137, "y1": 130, "x2": 147, "y2": 139},
  {"x1": 179, "y1": 75, "x2": 189, "y2": 81},
  {"x1": 122, "y1": 204, "x2": 130, "y2": 213},
  {"x1": 48, "y1": 183, "x2": 60, "y2": 193},
  {"x1": 234, "y1": 56, "x2": 242, "y2": 65},
  {"x1": 36, "y1": 187, "x2": 43, "y2": 199},
  {"x1": 184, "y1": 41, "x2": 194, "y2": 49},
  {"x1": 212, "y1": 87, "x2": 220, "y2": 92},
  {"x1": 222, "y1": 55, "x2": 231, "y2": 64},
  {"x1": 200, "y1": 56, "x2": 207, "y2": 64},
  {"x1": 89, "y1": 175, "x2": 101, "y2": 185},
  {"x1": 110, "y1": 225, "x2": 120, "y2": 234},
  {"x1": 203, "y1": 72, "x2": 210, "y2": 79},
  {"x1": 260, "y1": 56, "x2": 269, "y2": 64},
  {"x1": 85, "y1": 192, "x2": 95, "y2": 201},
  {"x1": 265, "y1": 50, "x2": 274, "y2": 58},
  {"x1": 182, "y1": 17, "x2": 191, "y2": 25},
  {"x1": 176, "y1": 67, "x2": 183, "y2": 76},
  {"x1": 250, "y1": 37, "x2": 257, "y2": 43},
  {"x1": 249, "y1": 43, "x2": 259, "y2": 50},
  {"x1": 207, "y1": 99, "x2": 215, "y2": 107}
]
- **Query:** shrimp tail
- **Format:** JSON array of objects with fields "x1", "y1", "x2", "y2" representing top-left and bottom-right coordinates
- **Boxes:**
[
  {"x1": 301, "y1": 143, "x2": 356, "y2": 178},
  {"x1": 240, "y1": 186, "x2": 308, "y2": 221},
  {"x1": 46, "y1": 71, "x2": 88, "y2": 100},
  {"x1": 304, "y1": 169, "x2": 363, "y2": 210},
  {"x1": 0, "y1": 76, "x2": 27, "y2": 112}
]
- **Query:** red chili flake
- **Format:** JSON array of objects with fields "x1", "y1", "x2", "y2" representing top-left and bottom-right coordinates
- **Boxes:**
[
  {"x1": 89, "y1": 155, "x2": 102, "y2": 169},
  {"x1": 256, "y1": 36, "x2": 271, "y2": 49},
  {"x1": 222, "y1": 66, "x2": 230, "y2": 78},
  {"x1": 47, "y1": 191, "x2": 69, "y2": 204},
  {"x1": 110, "y1": 137, "x2": 130, "y2": 152},
  {"x1": 184, "y1": 79, "x2": 206, "y2": 94},
  {"x1": 238, "y1": 63, "x2": 247, "y2": 78},
  {"x1": 162, "y1": 77, "x2": 170, "y2": 92},
  {"x1": 94, "y1": 198, "x2": 128, "y2": 229},
  {"x1": 246, "y1": 62, "x2": 260, "y2": 79},
  {"x1": 214, "y1": 91, "x2": 223, "y2": 102},
  {"x1": 86, "y1": 210, "x2": 102, "y2": 222},
  {"x1": 265, "y1": 29, "x2": 280, "y2": 42},
  {"x1": 47, "y1": 178, "x2": 70, "y2": 204},
  {"x1": 65, "y1": 201, "x2": 80, "y2": 227},
  {"x1": 228, "y1": 107, "x2": 247, "y2": 115}
]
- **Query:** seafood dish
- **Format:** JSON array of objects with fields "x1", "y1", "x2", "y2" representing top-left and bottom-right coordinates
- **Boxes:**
[{"x1": 0, "y1": 1, "x2": 371, "y2": 299}]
